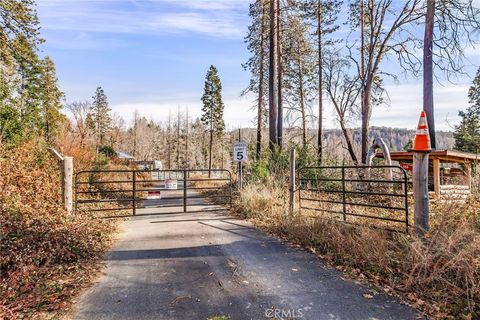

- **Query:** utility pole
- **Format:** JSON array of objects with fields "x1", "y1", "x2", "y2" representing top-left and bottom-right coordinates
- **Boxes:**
[
  {"x1": 423, "y1": 0, "x2": 436, "y2": 149},
  {"x1": 411, "y1": 112, "x2": 432, "y2": 237}
]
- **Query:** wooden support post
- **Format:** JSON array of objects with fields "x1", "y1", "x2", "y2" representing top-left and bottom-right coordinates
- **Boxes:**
[
  {"x1": 289, "y1": 149, "x2": 296, "y2": 214},
  {"x1": 413, "y1": 152, "x2": 430, "y2": 236},
  {"x1": 465, "y1": 162, "x2": 472, "y2": 190},
  {"x1": 63, "y1": 156, "x2": 73, "y2": 214},
  {"x1": 433, "y1": 158, "x2": 440, "y2": 197}
]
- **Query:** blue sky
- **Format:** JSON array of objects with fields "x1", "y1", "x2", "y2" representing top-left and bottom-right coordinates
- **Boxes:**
[{"x1": 36, "y1": 0, "x2": 479, "y2": 131}]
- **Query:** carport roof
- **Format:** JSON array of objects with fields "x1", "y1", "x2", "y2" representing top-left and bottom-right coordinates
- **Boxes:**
[{"x1": 376, "y1": 150, "x2": 479, "y2": 163}]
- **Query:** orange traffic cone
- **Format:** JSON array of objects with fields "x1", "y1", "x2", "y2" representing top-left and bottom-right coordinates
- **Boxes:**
[{"x1": 412, "y1": 111, "x2": 432, "y2": 152}]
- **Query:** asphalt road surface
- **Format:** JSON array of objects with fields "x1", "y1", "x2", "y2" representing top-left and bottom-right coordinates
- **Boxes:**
[{"x1": 74, "y1": 208, "x2": 419, "y2": 320}]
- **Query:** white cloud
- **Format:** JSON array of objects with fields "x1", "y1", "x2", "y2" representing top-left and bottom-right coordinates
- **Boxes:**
[
  {"x1": 110, "y1": 95, "x2": 254, "y2": 128},
  {"x1": 106, "y1": 81, "x2": 469, "y2": 131},
  {"x1": 36, "y1": 0, "x2": 249, "y2": 39},
  {"x1": 369, "y1": 83, "x2": 468, "y2": 130}
]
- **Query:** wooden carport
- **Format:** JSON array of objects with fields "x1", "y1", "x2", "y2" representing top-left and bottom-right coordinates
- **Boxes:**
[{"x1": 376, "y1": 150, "x2": 478, "y2": 198}]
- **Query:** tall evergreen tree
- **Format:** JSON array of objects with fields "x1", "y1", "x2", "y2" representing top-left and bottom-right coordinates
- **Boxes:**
[
  {"x1": 302, "y1": 0, "x2": 341, "y2": 162},
  {"x1": 38, "y1": 56, "x2": 64, "y2": 144},
  {"x1": 12, "y1": 34, "x2": 42, "y2": 125},
  {"x1": 0, "y1": 0, "x2": 41, "y2": 67},
  {"x1": 0, "y1": 1, "x2": 64, "y2": 145},
  {"x1": 243, "y1": 0, "x2": 269, "y2": 160},
  {"x1": 268, "y1": 0, "x2": 279, "y2": 152},
  {"x1": 454, "y1": 68, "x2": 480, "y2": 154},
  {"x1": 201, "y1": 65, "x2": 225, "y2": 177},
  {"x1": 88, "y1": 87, "x2": 111, "y2": 156},
  {"x1": 283, "y1": 12, "x2": 316, "y2": 149}
]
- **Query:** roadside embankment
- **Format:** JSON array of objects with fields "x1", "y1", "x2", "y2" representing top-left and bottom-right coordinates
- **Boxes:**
[{"x1": 0, "y1": 141, "x2": 117, "y2": 319}]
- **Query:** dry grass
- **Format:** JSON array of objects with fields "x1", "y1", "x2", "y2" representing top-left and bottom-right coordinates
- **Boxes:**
[
  {"x1": 233, "y1": 179, "x2": 480, "y2": 319},
  {"x1": 0, "y1": 141, "x2": 117, "y2": 319}
]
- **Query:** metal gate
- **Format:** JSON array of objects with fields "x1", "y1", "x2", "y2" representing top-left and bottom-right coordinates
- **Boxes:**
[
  {"x1": 298, "y1": 165, "x2": 409, "y2": 233},
  {"x1": 75, "y1": 169, "x2": 232, "y2": 215}
]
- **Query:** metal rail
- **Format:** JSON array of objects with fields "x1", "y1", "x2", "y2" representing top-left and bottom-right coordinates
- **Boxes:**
[
  {"x1": 74, "y1": 169, "x2": 232, "y2": 215},
  {"x1": 298, "y1": 165, "x2": 409, "y2": 233}
]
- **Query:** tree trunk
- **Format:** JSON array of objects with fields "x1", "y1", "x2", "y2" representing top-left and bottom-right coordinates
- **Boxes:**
[
  {"x1": 340, "y1": 119, "x2": 359, "y2": 165},
  {"x1": 423, "y1": 0, "x2": 436, "y2": 149},
  {"x1": 208, "y1": 106, "x2": 214, "y2": 178},
  {"x1": 133, "y1": 117, "x2": 137, "y2": 158},
  {"x1": 208, "y1": 127, "x2": 213, "y2": 178},
  {"x1": 317, "y1": 2, "x2": 323, "y2": 163},
  {"x1": 276, "y1": 0, "x2": 283, "y2": 149},
  {"x1": 327, "y1": 91, "x2": 359, "y2": 165},
  {"x1": 360, "y1": 0, "x2": 367, "y2": 164},
  {"x1": 257, "y1": 3, "x2": 266, "y2": 160},
  {"x1": 299, "y1": 63, "x2": 307, "y2": 149},
  {"x1": 185, "y1": 109, "x2": 189, "y2": 169},
  {"x1": 268, "y1": 0, "x2": 278, "y2": 152},
  {"x1": 361, "y1": 77, "x2": 372, "y2": 164},
  {"x1": 167, "y1": 114, "x2": 172, "y2": 169},
  {"x1": 177, "y1": 110, "x2": 180, "y2": 168}
]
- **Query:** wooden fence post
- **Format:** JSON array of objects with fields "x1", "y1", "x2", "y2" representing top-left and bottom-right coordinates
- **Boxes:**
[
  {"x1": 49, "y1": 148, "x2": 73, "y2": 214},
  {"x1": 413, "y1": 152, "x2": 430, "y2": 236},
  {"x1": 63, "y1": 156, "x2": 74, "y2": 213},
  {"x1": 289, "y1": 149, "x2": 296, "y2": 214}
]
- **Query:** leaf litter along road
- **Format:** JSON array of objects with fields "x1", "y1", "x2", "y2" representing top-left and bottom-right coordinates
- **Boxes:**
[{"x1": 74, "y1": 204, "x2": 420, "y2": 320}]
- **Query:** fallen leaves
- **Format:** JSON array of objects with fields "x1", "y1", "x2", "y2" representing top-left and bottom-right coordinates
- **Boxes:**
[{"x1": 0, "y1": 141, "x2": 117, "y2": 319}]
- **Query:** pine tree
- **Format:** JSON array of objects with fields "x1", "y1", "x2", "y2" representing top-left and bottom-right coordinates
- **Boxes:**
[
  {"x1": 38, "y1": 57, "x2": 64, "y2": 144},
  {"x1": 268, "y1": 0, "x2": 279, "y2": 152},
  {"x1": 88, "y1": 87, "x2": 112, "y2": 157},
  {"x1": 201, "y1": 65, "x2": 225, "y2": 177},
  {"x1": 243, "y1": 0, "x2": 269, "y2": 160},
  {"x1": 11, "y1": 34, "x2": 43, "y2": 134},
  {"x1": 283, "y1": 10, "x2": 316, "y2": 149},
  {"x1": 454, "y1": 68, "x2": 480, "y2": 154},
  {"x1": 0, "y1": 1, "x2": 67, "y2": 145},
  {"x1": 302, "y1": 0, "x2": 341, "y2": 162}
]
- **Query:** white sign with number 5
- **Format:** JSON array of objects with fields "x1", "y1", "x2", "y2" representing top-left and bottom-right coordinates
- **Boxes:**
[{"x1": 233, "y1": 143, "x2": 247, "y2": 162}]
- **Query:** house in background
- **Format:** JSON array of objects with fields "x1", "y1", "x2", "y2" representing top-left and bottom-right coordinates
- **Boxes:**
[{"x1": 116, "y1": 151, "x2": 135, "y2": 161}]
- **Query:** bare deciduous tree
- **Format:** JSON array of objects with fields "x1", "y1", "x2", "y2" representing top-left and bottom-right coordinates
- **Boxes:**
[
  {"x1": 66, "y1": 101, "x2": 92, "y2": 148},
  {"x1": 324, "y1": 52, "x2": 361, "y2": 164}
]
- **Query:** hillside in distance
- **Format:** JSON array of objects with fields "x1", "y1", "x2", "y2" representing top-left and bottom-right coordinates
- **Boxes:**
[
  {"x1": 234, "y1": 126, "x2": 455, "y2": 163},
  {"x1": 326, "y1": 126, "x2": 455, "y2": 151}
]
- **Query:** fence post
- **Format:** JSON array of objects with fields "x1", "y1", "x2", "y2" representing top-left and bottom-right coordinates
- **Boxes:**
[
  {"x1": 63, "y1": 157, "x2": 73, "y2": 214},
  {"x1": 341, "y1": 167, "x2": 347, "y2": 221},
  {"x1": 183, "y1": 170, "x2": 187, "y2": 213},
  {"x1": 132, "y1": 170, "x2": 137, "y2": 216},
  {"x1": 413, "y1": 152, "x2": 430, "y2": 236},
  {"x1": 49, "y1": 148, "x2": 73, "y2": 214},
  {"x1": 289, "y1": 149, "x2": 296, "y2": 214}
]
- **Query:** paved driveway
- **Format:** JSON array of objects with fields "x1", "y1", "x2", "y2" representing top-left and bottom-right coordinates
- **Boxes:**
[{"x1": 74, "y1": 210, "x2": 419, "y2": 320}]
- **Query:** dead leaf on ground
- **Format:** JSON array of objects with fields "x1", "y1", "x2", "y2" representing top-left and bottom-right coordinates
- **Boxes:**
[{"x1": 168, "y1": 295, "x2": 192, "y2": 307}]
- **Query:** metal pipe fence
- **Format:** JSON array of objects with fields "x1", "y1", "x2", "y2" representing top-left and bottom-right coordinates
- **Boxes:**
[
  {"x1": 298, "y1": 165, "x2": 409, "y2": 233},
  {"x1": 75, "y1": 169, "x2": 232, "y2": 215}
]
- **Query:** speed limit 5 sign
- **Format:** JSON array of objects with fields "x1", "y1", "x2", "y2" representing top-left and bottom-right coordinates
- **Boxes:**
[{"x1": 233, "y1": 142, "x2": 248, "y2": 162}]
